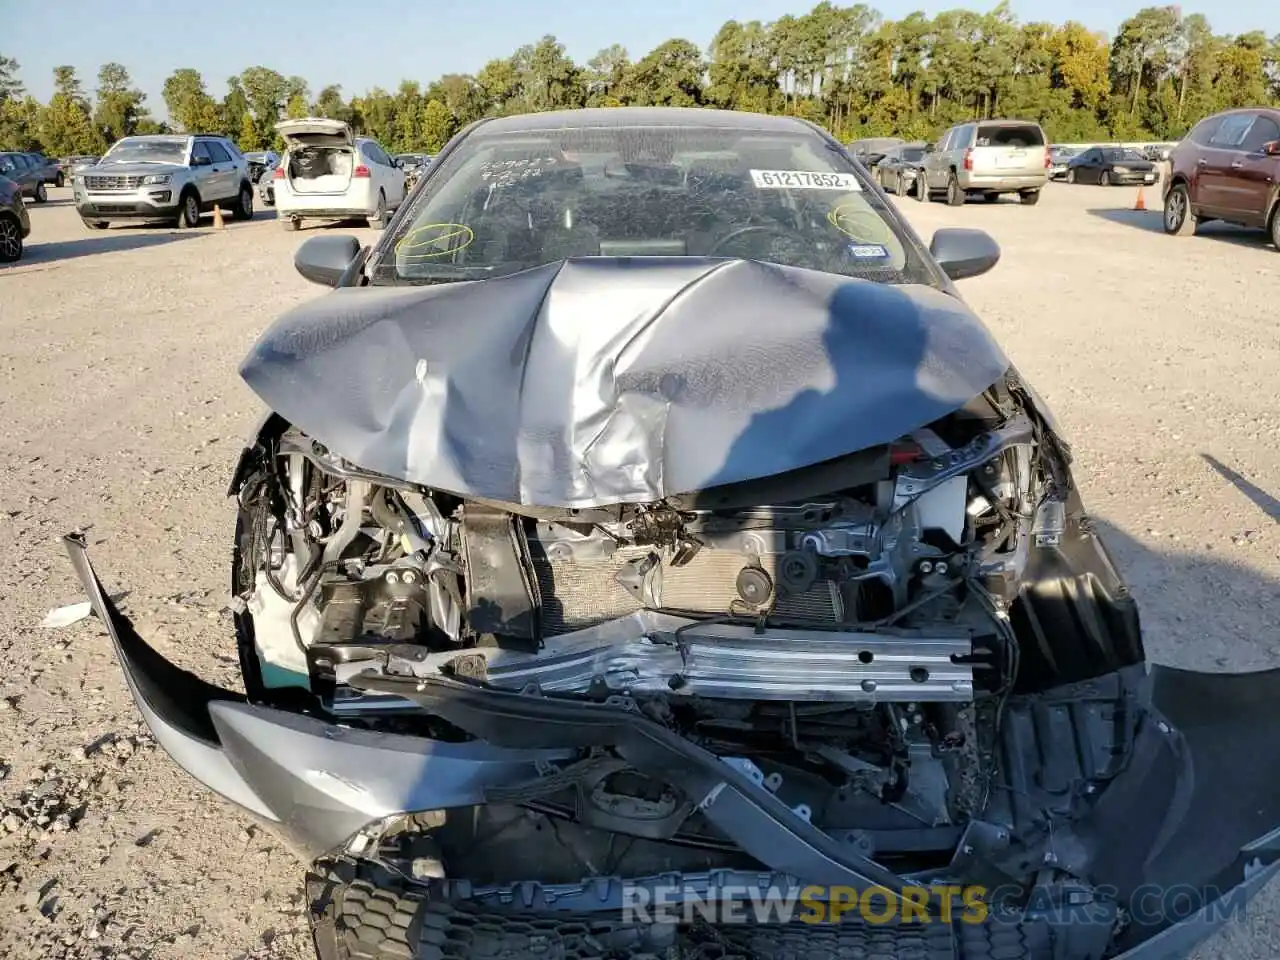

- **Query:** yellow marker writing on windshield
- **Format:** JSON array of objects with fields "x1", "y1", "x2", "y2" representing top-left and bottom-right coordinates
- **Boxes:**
[{"x1": 396, "y1": 223, "x2": 475, "y2": 260}]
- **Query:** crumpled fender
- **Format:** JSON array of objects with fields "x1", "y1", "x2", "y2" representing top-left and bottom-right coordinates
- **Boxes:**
[{"x1": 63, "y1": 533, "x2": 569, "y2": 860}]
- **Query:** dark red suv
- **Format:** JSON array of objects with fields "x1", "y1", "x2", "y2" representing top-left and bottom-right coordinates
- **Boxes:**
[{"x1": 1164, "y1": 107, "x2": 1280, "y2": 249}]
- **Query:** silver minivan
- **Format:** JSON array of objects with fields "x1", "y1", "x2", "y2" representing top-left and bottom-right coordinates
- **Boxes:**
[{"x1": 920, "y1": 120, "x2": 1049, "y2": 205}]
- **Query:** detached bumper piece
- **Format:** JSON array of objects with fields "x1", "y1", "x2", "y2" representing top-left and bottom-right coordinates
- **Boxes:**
[{"x1": 307, "y1": 874, "x2": 1052, "y2": 960}]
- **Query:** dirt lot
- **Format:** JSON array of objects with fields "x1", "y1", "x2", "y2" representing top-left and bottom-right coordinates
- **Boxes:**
[{"x1": 0, "y1": 182, "x2": 1277, "y2": 959}]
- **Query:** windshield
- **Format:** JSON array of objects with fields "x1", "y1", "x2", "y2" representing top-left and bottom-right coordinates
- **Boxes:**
[
  {"x1": 103, "y1": 139, "x2": 187, "y2": 163},
  {"x1": 1105, "y1": 149, "x2": 1146, "y2": 162},
  {"x1": 377, "y1": 122, "x2": 930, "y2": 287},
  {"x1": 901, "y1": 147, "x2": 926, "y2": 162}
]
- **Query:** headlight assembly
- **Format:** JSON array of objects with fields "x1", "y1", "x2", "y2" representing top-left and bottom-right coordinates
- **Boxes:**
[{"x1": 141, "y1": 174, "x2": 172, "y2": 185}]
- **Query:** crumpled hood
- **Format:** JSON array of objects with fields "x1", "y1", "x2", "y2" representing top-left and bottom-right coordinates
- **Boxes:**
[{"x1": 239, "y1": 257, "x2": 1010, "y2": 508}]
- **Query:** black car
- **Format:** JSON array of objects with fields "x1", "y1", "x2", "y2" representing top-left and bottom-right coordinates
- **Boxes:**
[
  {"x1": 66, "y1": 106, "x2": 1280, "y2": 960},
  {"x1": 1064, "y1": 146, "x2": 1159, "y2": 186},
  {"x1": 876, "y1": 141, "x2": 928, "y2": 197}
]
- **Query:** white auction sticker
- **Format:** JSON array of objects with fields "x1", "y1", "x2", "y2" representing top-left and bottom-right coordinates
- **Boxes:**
[{"x1": 750, "y1": 169, "x2": 862, "y2": 191}]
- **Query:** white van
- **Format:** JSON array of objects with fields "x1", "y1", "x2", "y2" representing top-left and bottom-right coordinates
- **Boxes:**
[{"x1": 273, "y1": 118, "x2": 406, "y2": 230}]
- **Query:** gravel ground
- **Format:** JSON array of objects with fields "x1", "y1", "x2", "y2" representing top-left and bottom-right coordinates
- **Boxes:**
[{"x1": 0, "y1": 183, "x2": 1276, "y2": 959}]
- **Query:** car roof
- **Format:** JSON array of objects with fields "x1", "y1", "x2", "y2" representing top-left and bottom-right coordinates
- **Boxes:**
[{"x1": 474, "y1": 107, "x2": 821, "y2": 137}]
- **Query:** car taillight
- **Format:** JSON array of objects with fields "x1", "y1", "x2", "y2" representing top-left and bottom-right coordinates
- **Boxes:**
[
  {"x1": 962, "y1": 148, "x2": 973, "y2": 171},
  {"x1": 353, "y1": 165, "x2": 371, "y2": 178},
  {"x1": 272, "y1": 166, "x2": 284, "y2": 179}
]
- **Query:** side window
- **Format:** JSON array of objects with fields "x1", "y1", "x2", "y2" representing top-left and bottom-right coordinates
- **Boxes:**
[
  {"x1": 1209, "y1": 114, "x2": 1254, "y2": 149},
  {"x1": 1241, "y1": 116, "x2": 1280, "y2": 153},
  {"x1": 203, "y1": 141, "x2": 231, "y2": 163},
  {"x1": 938, "y1": 129, "x2": 956, "y2": 152},
  {"x1": 367, "y1": 143, "x2": 391, "y2": 166},
  {"x1": 191, "y1": 141, "x2": 211, "y2": 165},
  {"x1": 11, "y1": 154, "x2": 30, "y2": 169},
  {"x1": 1189, "y1": 117, "x2": 1221, "y2": 146}
]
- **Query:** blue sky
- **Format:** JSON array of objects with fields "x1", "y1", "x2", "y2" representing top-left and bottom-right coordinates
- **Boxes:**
[{"x1": 7, "y1": 0, "x2": 1277, "y2": 115}]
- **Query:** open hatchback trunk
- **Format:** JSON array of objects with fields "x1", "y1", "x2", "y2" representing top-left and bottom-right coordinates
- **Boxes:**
[{"x1": 276, "y1": 117, "x2": 355, "y2": 195}]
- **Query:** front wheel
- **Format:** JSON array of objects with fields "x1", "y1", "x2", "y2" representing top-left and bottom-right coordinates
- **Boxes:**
[
  {"x1": 54, "y1": 172, "x2": 64, "y2": 188},
  {"x1": 1065, "y1": 168, "x2": 1076, "y2": 184},
  {"x1": 1270, "y1": 207, "x2": 1280, "y2": 251},
  {"x1": 34, "y1": 183, "x2": 47, "y2": 204},
  {"x1": 915, "y1": 176, "x2": 928, "y2": 202},
  {"x1": 1163, "y1": 183, "x2": 1197, "y2": 237},
  {"x1": 945, "y1": 174, "x2": 964, "y2": 206},
  {"x1": 368, "y1": 190, "x2": 387, "y2": 230},
  {"x1": 0, "y1": 213, "x2": 23, "y2": 263},
  {"x1": 176, "y1": 191, "x2": 201, "y2": 229},
  {"x1": 231, "y1": 184, "x2": 254, "y2": 221},
  {"x1": 895, "y1": 175, "x2": 907, "y2": 197},
  {"x1": 1099, "y1": 170, "x2": 1111, "y2": 187}
]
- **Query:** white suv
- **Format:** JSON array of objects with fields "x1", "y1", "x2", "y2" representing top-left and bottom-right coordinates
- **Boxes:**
[
  {"x1": 273, "y1": 119, "x2": 406, "y2": 230},
  {"x1": 74, "y1": 134, "x2": 253, "y2": 229}
]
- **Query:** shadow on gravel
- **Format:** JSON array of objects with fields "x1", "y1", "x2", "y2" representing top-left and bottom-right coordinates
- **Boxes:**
[
  {"x1": 13, "y1": 231, "x2": 203, "y2": 266},
  {"x1": 1094, "y1": 518, "x2": 1280, "y2": 672},
  {"x1": 1202, "y1": 454, "x2": 1280, "y2": 524},
  {"x1": 1086, "y1": 208, "x2": 1268, "y2": 249}
]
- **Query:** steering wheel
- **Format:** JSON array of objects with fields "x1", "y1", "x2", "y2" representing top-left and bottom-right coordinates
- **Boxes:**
[{"x1": 709, "y1": 224, "x2": 798, "y2": 257}]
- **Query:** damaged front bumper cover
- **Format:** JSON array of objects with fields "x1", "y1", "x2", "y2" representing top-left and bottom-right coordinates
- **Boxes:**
[{"x1": 65, "y1": 534, "x2": 1280, "y2": 959}]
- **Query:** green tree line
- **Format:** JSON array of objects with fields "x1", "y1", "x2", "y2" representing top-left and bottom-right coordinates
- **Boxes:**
[{"x1": 3, "y1": 2, "x2": 1278, "y2": 157}]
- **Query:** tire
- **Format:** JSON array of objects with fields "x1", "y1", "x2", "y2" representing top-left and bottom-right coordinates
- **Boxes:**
[
  {"x1": 915, "y1": 176, "x2": 928, "y2": 202},
  {"x1": 55, "y1": 172, "x2": 64, "y2": 188},
  {"x1": 176, "y1": 190, "x2": 201, "y2": 229},
  {"x1": 368, "y1": 190, "x2": 387, "y2": 230},
  {"x1": 1099, "y1": 170, "x2": 1111, "y2": 187},
  {"x1": 945, "y1": 173, "x2": 964, "y2": 206},
  {"x1": 34, "y1": 183, "x2": 47, "y2": 204},
  {"x1": 1019, "y1": 190, "x2": 1041, "y2": 206},
  {"x1": 1163, "y1": 183, "x2": 1197, "y2": 236},
  {"x1": 1065, "y1": 168, "x2": 1076, "y2": 184},
  {"x1": 0, "y1": 213, "x2": 23, "y2": 263},
  {"x1": 81, "y1": 218, "x2": 108, "y2": 230},
  {"x1": 1270, "y1": 206, "x2": 1280, "y2": 251},
  {"x1": 895, "y1": 175, "x2": 907, "y2": 197},
  {"x1": 231, "y1": 183, "x2": 254, "y2": 221}
]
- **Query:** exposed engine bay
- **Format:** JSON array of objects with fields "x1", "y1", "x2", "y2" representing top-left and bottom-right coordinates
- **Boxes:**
[{"x1": 229, "y1": 383, "x2": 1081, "y2": 872}]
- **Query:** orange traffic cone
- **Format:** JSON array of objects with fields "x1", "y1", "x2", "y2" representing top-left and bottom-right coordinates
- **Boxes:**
[
  {"x1": 1133, "y1": 187, "x2": 1146, "y2": 211},
  {"x1": 212, "y1": 204, "x2": 225, "y2": 230}
]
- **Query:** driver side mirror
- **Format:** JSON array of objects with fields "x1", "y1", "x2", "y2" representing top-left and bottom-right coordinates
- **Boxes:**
[
  {"x1": 193, "y1": 155, "x2": 212, "y2": 166},
  {"x1": 294, "y1": 234, "x2": 362, "y2": 287},
  {"x1": 930, "y1": 228, "x2": 1000, "y2": 281},
  {"x1": 1264, "y1": 141, "x2": 1280, "y2": 157},
  {"x1": 924, "y1": 143, "x2": 937, "y2": 154}
]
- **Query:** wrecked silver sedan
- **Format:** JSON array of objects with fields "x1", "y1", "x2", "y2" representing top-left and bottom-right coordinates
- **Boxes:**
[{"x1": 68, "y1": 108, "x2": 1280, "y2": 960}]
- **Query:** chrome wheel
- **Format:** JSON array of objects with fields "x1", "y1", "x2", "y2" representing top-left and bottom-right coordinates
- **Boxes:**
[
  {"x1": 1165, "y1": 189, "x2": 1186, "y2": 231},
  {"x1": 0, "y1": 215, "x2": 22, "y2": 262},
  {"x1": 35, "y1": 183, "x2": 47, "y2": 203}
]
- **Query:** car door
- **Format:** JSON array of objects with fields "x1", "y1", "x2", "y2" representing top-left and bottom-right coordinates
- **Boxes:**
[
  {"x1": 367, "y1": 142, "x2": 403, "y2": 206},
  {"x1": 1071, "y1": 149, "x2": 1099, "y2": 183},
  {"x1": 924, "y1": 129, "x2": 953, "y2": 191},
  {"x1": 189, "y1": 140, "x2": 218, "y2": 199},
  {"x1": 1225, "y1": 114, "x2": 1280, "y2": 226},
  {"x1": 202, "y1": 140, "x2": 236, "y2": 200},
  {"x1": 1198, "y1": 113, "x2": 1255, "y2": 216}
]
